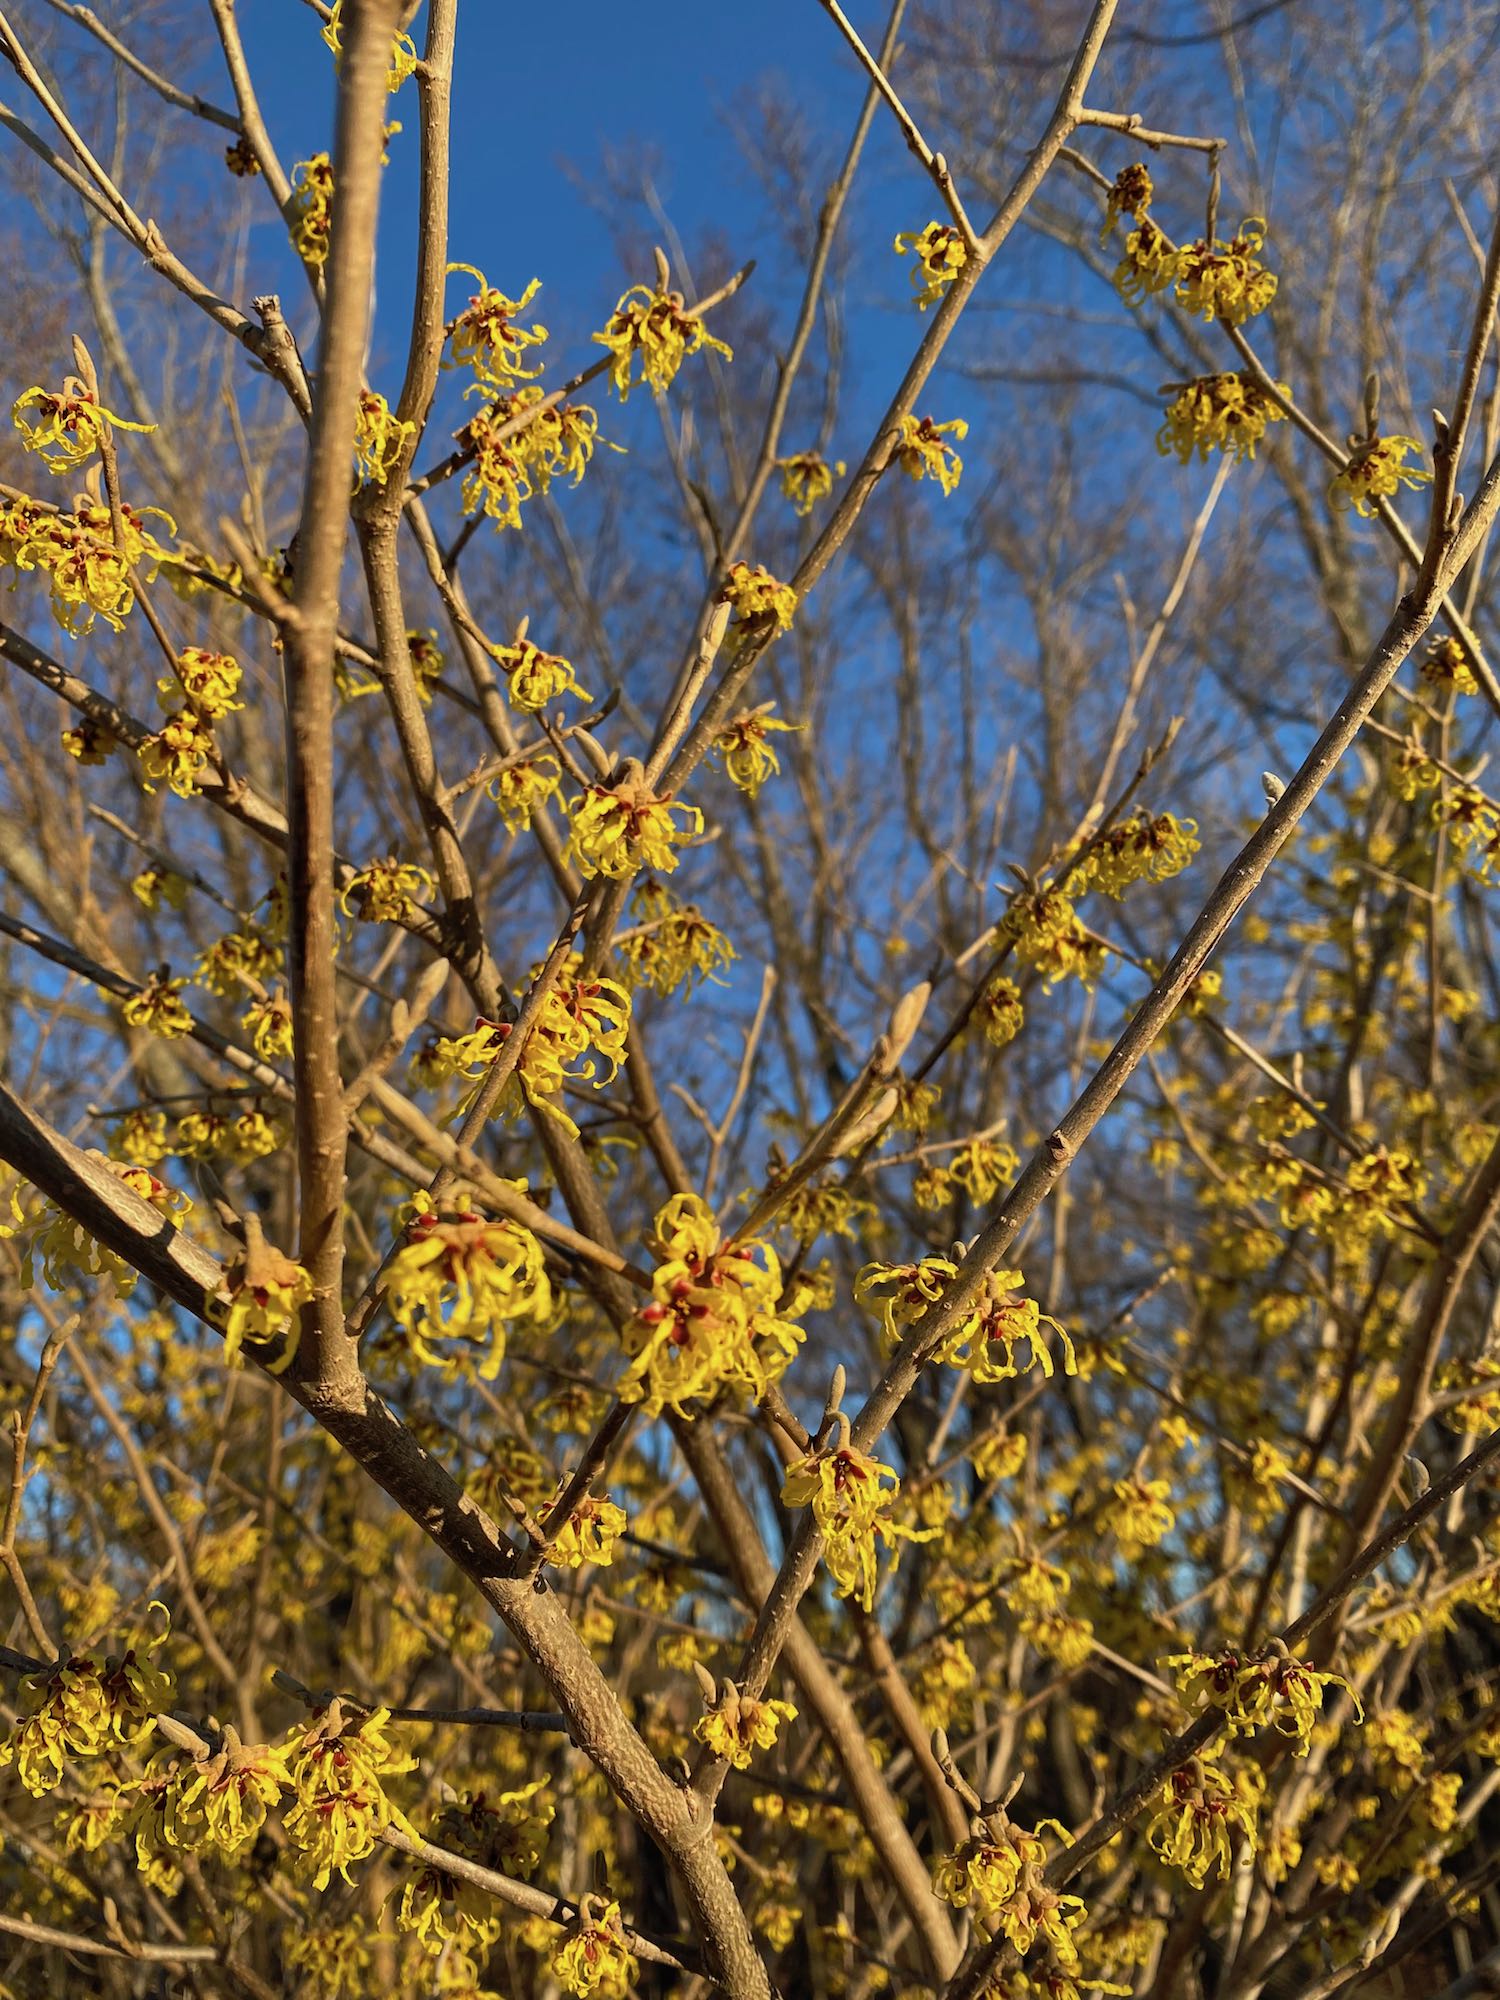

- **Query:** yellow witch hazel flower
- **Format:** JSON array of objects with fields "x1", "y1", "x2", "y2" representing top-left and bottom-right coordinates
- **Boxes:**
[
  {"x1": 1165, "y1": 1638, "x2": 1360, "y2": 1755},
  {"x1": 122, "y1": 970, "x2": 194, "y2": 1040},
  {"x1": 289, "y1": 152, "x2": 335, "y2": 267},
  {"x1": 1079, "y1": 809, "x2": 1200, "y2": 899},
  {"x1": 16, "y1": 1159, "x2": 189, "y2": 1299},
  {"x1": 139, "y1": 708, "x2": 218, "y2": 797},
  {"x1": 1112, "y1": 213, "x2": 1182, "y2": 307},
  {"x1": 168, "y1": 647, "x2": 242, "y2": 721},
  {"x1": 1146, "y1": 1755, "x2": 1257, "y2": 1886},
  {"x1": 856, "y1": 1253, "x2": 957, "y2": 1346},
  {"x1": 894, "y1": 412, "x2": 968, "y2": 495},
  {"x1": 894, "y1": 220, "x2": 968, "y2": 309},
  {"x1": 321, "y1": 0, "x2": 418, "y2": 92},
  {"x1": 0, "y1": 1610, "x2": 173, "y2": 1797},
  {"x1": 782, "y1": 1417, "x2": 931, "y2": 1612},
  {"x1": 719, "y1": 560, "x2": 797, "y2": 658},
  {"x1": 617, "y1": 1191, "x2": 804, "y2": 1416},
  {"x1": 488, "y1": 751, "x2": 562, "y2": 833},
  {"x1": 1331, "y1": 434, "x2": 1432, "y2": 517},
  {"x1": 1100, "y1": 161, "x2": 1154, "y2": 239},
  {"x1": 1157, "y1": 373, "x2": 1287, "y2": 465},
  {"x1": 447, "y1": 268, "x2": 548, "y2": 384},
  {"x1": 1174, "y1": 219, "x2": 1278, "y2": 323},
  {"x1": 213, "y1": 1215, "x2": 314, "y2": 1372},
  {"x1": 715, "y1": 702, "x2": 800, "y2": 797},
  {"x1": 384, "y1": 1190, "x2": 552, "y2": 1380},
  {"x1": 552, "y1": 1895, "x2": 638, "y2": 1999},
  {"x1": 3, "y1": 492, "x2": 175, "y2": 637},
  {"x1": 282, "y1": 1699, "x2": 414, "y2": 1890},
  {"x1": 594, "y1": 268, "x2": 731, "y2": 398},
  {"x1": 489, "y1": 632, "x2": 590, "y2": 711},
  {"x1": 933, "y1": 1814, "x2": 1086, "y2": 1968},
  {"x1": 1423, "y1": 634, "x2": 1480, "y2": 696},
  {"x1": 1110, "y1": 1476, "x2": 1175, "y2": 1558},
  {"x1": 692, "y1": 1666, "x2": 796, "y2": 1770},
  {"x1": 340, "y1": 854, "x2": 436, "y2": 924},
  {"x1": 160, "y1": 1727, "x2": 293, "y2": 1859},
  {"x1": 777, "y1": 448, "x2": 844, "y2": 515},
  {"x1": 936, "y1": 1267, "x2": 1076, "y2": 1384},
  {"x1": 567, "y1": 766, "x2": 702, "y2": 879},
  {"x1": 973, "y1": 972, "x2": 1024, "y2": 1047},
  {"x1": 13, "y1": 377, "x2": 154, "y2": 473},
  {"x1": 616, "y1": 877, "x2": 736, "y2": 997},
  {"x1": 353, "y1": 388, "x2": 416, "y2": 487},
  {"x1": 547, "y1": 1490, "x2": 628, "y2": 1568}
]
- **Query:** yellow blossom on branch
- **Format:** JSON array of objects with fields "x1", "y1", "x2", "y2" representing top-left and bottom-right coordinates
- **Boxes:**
[
  {"x1": 1157, "y1": 373, "x2": 1288, "y2": 464},
  {"x1": 776, "y1": 449, "x2": 844, "y2": 515},
  {"x1": 289, "y1": 153, "x2": 335, "y2": 267},
  {"x1": 384, "y1": 1191, "x2": 552, "y2": 1378},
  {"x1": 1330, "y1": 434, "x2": 1433, "y2": 516},
  {"x1": 547, "y1": 1491, "x2": 627, "y2": 1569},
  {"x1": 1422, "y1": 634, "x2": 1480, "y2": 696},
  {"x1": 1079, "y1": 809, "x2": 1200, "y2": 898},
  {"x1": 339, "y1": 855, "x2": 436, "y2": 924},
  {"x1": 1112, "y1": 215, "x2": 1182, "y2": 306},
  {"x1": 1173, "y1": 219, "x2": 1278, "y2": 323},
  {"x1": 488, "y1": 634, "x2": 590, "y2": 711},
  {"x1": 446, "y1": 268, "x2": 548, "y2": 384},
  {"x1": 781, "y1": 1423, "x2": 928, "y2": 1611},
  {"x1": 1146, "y1": 1756, "x2": 1258, "y2": 1885},
  {"x1": 617, "y1": 1191, "x2": 803, "y2": 1416},
  {"x1": 933, "y1": 1816, "x2": 1086, "y2": 1967},
  {"x1": 352, "y1": 388, "x2": 416, "y2": 487},
  {"x1": 242, "y1": 988, "x2": 294, "y2": 1061},
  {"x1": 213, "y1": 1216, "x2": 314, "y2": 1371},
  {"x1": 973, "y1": 973, "x2": 1024, "y2": 1047},
  {"x1": 122, "y1": 970, "x2": 194, "y2": 1040},
  {"x1": 1101, "y1": 161, "x2": 1154, "y2": 238},
  {"x1": 894, "y1": 221, "x2": 969, "y2": 309},
  {"x1": 715, "y1": 703, "x2": 801, "y2": 796},
  {"x1": 1165, "y1": 1640, "x2": 1360, "y2": 1755},
  {"x1": 61, "y1": 717, "x2": 118, "y2": 764},
  {"x1": 894, "y1": 412, "x2": 968, "y2": 495},
  {"x1": 166, "y1": 647, "x2": 243, "y2": 721},
  {"x1": 593, "y1": 278, "x2": 731, "y2": 398},
  {"x1": 692, "y1": 1672, "x2": 797, "y2": 1770},
  {"x1": 567, "y1": 769, "x2": 702, "y2": 880},
  {"x1": 12, "y1": 378, "x2": 154, "y2": 474},
  {"x1": 552, "y1": 1896, "x2": 638, "y2": 1999},
  {"x1": 139, "y1": 708, "x2": 218, "y2": 798},
  {"x1": 935, "y1": 1267, "x2": 1077, "y2": 1383},
  {"x1": 488, "y1": 752, "x2": 563, "y2": 833},
  {"x1": 616, "y1": 877, "x2": 736, "y2": 996},
  {"x1": 719, "y1": 560, "x2": 798, "y2": 658},
  {"x1": 282, "y1": 1699, "x2": 414, "y2": 1890}
]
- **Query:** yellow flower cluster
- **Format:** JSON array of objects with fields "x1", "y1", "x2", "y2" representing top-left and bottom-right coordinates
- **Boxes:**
[
  {"x1": 617, "y1": 878, "x2": 735, "y2": 996},
  {"x1": 973, "y1": 972, "x2": 1024, "y2": 1047},
  {"x1": 384, "y1": 1190, "x2": 552, "y2": 1379},
  {"x1": 0, "y1": 1616, "x2": 173, "y2": 1797},
  {"x1": 242, "y1": 988, "x2": 294, "y2": 1060},
  {"x1": 282, "y1": 1700, "x2": 414, "y2": 1890},
  {"x1": 552, "y1": 1896, "x2": 637, "y2": 1999},
  {"x1": 122, "y1": 970, "x2": 194, "y2": 1040},
  {"x1": 782, "y1": 1427, "x2": 925, "y2": 1611},
  {"x1": 715, "y1": 703, "x2": 800, "y2": 796},
  {"x1": 1174, "y1": 220, "x2": 1279, "y2": 322},
  {"x1": 125, "y1": 1728, "x2": 292, "y2": 1869},
  {"x1": 1166, "y1": 1640, "x2": 1359, "y2": 1755},
  {"x1": 1330, "y1": 435, "x2": 1432, "y2": 517},
  {"x1": 15, "y1": 1158, "x2": 189, "y2": 1299},
  {"x1": 719, "y1": 560, "x2": 798, "y2": 658},
  {"x1": 195, "y1": 923, "x2": 280, "y2": 995},
  {"x1": 1157, "y1": 373, "x2": 1287, "y2": 464},
  {"x1": 1422, "y1": 634, "x2": 1480, "y2": 696},
  {"x1": 1001, "y1": 888, "x2": 1107, "y2": 986},
  {"x1": 353, "y1": 388, "x2": 415, "y2": 487},
  {"x1": 340, "y1": 855, "x2": 435, "y2": 923},
  {"x1": 1079, "y1": 810, "x2": 1200, "y2": 898},
  {"x1": 894, "y1": 221, "x2": 969, "y2": 309},
  {"x1": 567, "y1": 773, "x2": 702, "y2": 879},
  {"x1": 1100, "y1": 161, "x2": 1154, "y2": 238},
  {"x1": 855, "y1": 1253, "x2": 954, "y2": 1345},
  {"x1": 1146, "y1": 1756, "x2": 1257, "y2": 1885},
  {"x1": 961, "y1": 1270, "x2": 1074, "y2": 1380},
  {"x1": 593, "y1": 280, "x2": 732, "y2": 398},
  {"x1": 693, "y1": 1674, "x2": 797, "y2": 1770},
  {"x1": 417, "y1": 960, "x2": 630, "y2": 1132},
  {"x1": 488, "y1": 635, "x2": 590, "y2": 711},
  {"x1": 289, "y1": 153, "x2": 336, "y2": 267},
  {"x1": 894, "y1": 412, "x2": 968, "y2": 495},
  {"x1": 141, "y1": 646, "x2": 242, "y2": 798},
  {"x1": 1110, "y1": 1476, "x2": 1175, "y2": 1558},
  {"x1": 488, "y1": 751, "x2": 563, "y2": 832},
  {"x1": 617, "y1": 1191, "x2": 804, "y2": 1416},
  {"x1": 548, "y1": 1490, "x2": 627, "y2": 1568},
  {"x1": 214, "y1": 1220, "x2": 314, "y2": 1371},
  {"x1": 1, "y1": 493, "x2": 174, "y2": 636},
  {"x1": 933, "y1": 1819, "x2": 1086, "y2": 1968},
  {"x1": 776, "y1": 449, "x2": 843, "y2": 515},
  {"x1": 448, "y1": 268, "x2": 547, "y2": 384},
  {"x1": 13, "y1": 378, "x2": 154, "y2": 474}
]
